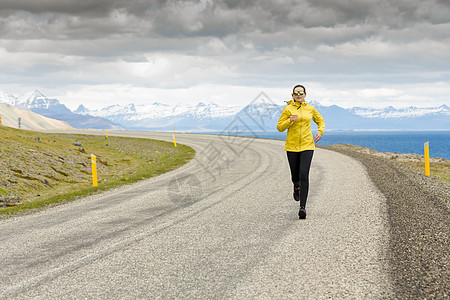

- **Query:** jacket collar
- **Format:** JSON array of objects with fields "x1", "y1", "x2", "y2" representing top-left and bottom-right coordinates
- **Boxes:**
[{"x1": 286, "y1": 99, "x2": 307, "y2": 107}]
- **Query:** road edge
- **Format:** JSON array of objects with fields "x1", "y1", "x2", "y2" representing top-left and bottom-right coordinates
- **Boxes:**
[{"x1": 321, "y1": 145, "x2": 449, "y2": 299}]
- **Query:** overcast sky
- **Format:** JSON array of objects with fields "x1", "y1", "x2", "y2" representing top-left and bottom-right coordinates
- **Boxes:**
[{"x1": 0, "y1": 0, "x2": 449, "y2": 110}]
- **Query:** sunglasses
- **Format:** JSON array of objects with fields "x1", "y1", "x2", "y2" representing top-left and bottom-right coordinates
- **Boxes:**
[{"x1": 293, "y1": 91, "x2": 305, "y2": 96}]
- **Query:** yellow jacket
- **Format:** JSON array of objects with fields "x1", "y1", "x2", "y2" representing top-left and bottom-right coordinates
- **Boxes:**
[{"x1": 277, "y1": 100, "x2": 325, "y2": 152}]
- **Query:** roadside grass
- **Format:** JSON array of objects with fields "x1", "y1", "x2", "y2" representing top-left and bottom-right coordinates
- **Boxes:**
[
  {"x1": 397, "y1": 161, "x2": 449, "y2": 181},
  {"x1": 0, "y1": 126, "x2": 195, "y2": 216},
  {"x1": 323, "y1": 143, "x2": 449, "y2": 182}
]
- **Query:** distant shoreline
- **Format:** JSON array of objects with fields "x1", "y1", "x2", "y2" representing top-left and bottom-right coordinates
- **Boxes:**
[{"x1": 190, "y1": 130, "x2": 450, "y2": 160}]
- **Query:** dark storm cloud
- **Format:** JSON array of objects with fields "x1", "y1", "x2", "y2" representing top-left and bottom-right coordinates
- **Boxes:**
[
  {"x1": 0, "y1": 0, "x2": 123, "y2": 15},
  {"x1": 0, "y1": 0, "x2": 448, "y2": 78},
  {"x1": 1, "y1": 0, "x2": 449, "y2": 41}
]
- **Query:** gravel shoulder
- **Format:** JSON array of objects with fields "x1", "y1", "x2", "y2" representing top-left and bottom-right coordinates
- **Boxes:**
[{"x1": 324, "y1": 144, "x2": 449, "y2": 299}]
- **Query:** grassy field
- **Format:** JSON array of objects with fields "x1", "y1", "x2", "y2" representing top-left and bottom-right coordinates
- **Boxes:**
[
  {"x1": 324, "y1": 144, "x2": 449, "y2": 181},
  {"x1": 398, "y1": 161, "x2": 449, "y2": 181},
  {"x1": 0, "y1": 126, "x2": 195, "y2": 216}
]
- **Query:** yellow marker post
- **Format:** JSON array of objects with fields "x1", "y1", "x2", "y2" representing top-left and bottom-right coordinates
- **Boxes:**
[
  {"x1": 0, "y1": 115, "x2": 2, "y2": 125},
  {"x1": 424, "y1": 142, "x2": 430, "y2": 177},
  {"x1": 91, "y1": 154, "x2": 98, "y2": 187},
  {"x1": 172, "y1": 126, "x2": 177, "y2": 147},
  {"x1": 106, "y1": 130, "x2": 108, "y2": 139}
]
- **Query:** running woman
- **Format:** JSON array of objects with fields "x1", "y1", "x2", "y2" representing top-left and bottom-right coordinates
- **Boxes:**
[{"x1": 277, "y1": 84, "x2": 325, "y2": 219}]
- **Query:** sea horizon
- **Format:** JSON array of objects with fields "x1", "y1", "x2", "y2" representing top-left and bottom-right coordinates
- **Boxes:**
[{"x1": 192, "y1": 130, "x2": 450, "y2": 160}]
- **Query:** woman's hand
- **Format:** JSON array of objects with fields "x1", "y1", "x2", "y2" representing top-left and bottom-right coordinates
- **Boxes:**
[
  {"x1": 314, "y1": 132, "x2": 322, "y2": 143},
  {"x1": 290, "y1": 115, "x2": 299, "y2": 122}
]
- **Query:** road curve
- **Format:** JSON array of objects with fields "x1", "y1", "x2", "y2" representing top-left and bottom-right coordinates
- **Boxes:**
[{"x1": 0, "y1": 131, "x2": 392, "y2": 299}]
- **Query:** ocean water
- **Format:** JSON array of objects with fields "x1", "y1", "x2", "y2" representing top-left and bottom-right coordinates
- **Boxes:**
[{"x1": 201, "y1": 131, "x2": 450, "y2": 160}]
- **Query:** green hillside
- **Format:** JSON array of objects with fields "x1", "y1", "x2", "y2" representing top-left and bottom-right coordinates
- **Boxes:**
[{"x1": 0, "y1": 126, "x2": 195, "y2": 216}]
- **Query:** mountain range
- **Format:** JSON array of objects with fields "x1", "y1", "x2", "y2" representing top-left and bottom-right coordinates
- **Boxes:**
[
  {"x1": 0, "y1": 90, "x2": 122, "y2": 129},
  {"x1": 0, "y1": 90, "x2": 448, "y2": 132}
]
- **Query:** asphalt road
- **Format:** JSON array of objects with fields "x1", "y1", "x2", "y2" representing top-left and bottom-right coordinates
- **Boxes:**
[{"x1": 0, "y1": 131, "x2": 392, "y2": 299}]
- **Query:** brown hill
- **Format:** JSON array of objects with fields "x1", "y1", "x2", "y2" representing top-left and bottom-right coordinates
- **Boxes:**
[{"x1": 0, "y1": 103, "x2": 71, "y2": 130}]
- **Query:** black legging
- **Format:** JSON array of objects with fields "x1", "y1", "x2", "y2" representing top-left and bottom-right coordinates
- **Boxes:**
[{"x1": 286, "y1": 150, "x2": 314, "y2": 207}]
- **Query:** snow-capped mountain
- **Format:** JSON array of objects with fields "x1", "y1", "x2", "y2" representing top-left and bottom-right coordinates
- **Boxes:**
[
  {"x1": 1, "y1": 89, "x2": 448, "y2": 131},
  {"x1": 1, "y1": 89, "x2": 64, "y2": 111},
  {"x1": 351, "y1": 105, "x2": 449, "y2": 118},
  {"x1": 77, "y1": 102, "x2": 242, "y2": 120},
  {"x1": 0, "y1": 90, "x2": 20, "y2": 106},
  {"x1": 75, "y1": 101, "x2": 243, "y2": 131},
  {"x1": 18, "y1": 90, "x2": 61, "y2": 109},
  {"x1": 0, "y1": 89, "x2": 123, "y2": 129},
  {"x1": 14, "y1": 90, "x2": 73, "y2": 115}
]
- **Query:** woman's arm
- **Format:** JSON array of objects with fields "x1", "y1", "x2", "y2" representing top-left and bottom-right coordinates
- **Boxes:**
[
  {"x1": 312, "y1": 108, "x2": 325, "y2": 135},
  {"x1": 277, "y1": 107, "x2": 293, "y2": 132},
  {"x1": 312, "y1": 108, "x2": 325, "y2": 142}
]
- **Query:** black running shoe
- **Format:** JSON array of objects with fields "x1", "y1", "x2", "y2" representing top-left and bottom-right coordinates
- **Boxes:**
[
  {"x1": 298, "y1": 206, "x2": 306, "y2": 219},
  {"x1": 293, "y1": 187, "x2": 300, "y2": 201}
]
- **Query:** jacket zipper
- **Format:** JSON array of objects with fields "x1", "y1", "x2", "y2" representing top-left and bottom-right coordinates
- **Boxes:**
[{"x1": 298, "y1": 103, "x2": 303, "y2": 151}]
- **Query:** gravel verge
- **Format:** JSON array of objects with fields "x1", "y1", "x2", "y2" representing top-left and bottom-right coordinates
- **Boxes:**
[{"x1": 324, "y1": 144, "x2": 449, "y2": 299}]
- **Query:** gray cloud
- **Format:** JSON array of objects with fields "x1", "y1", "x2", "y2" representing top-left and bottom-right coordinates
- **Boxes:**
[
  {"x1": 0, "y1": 0, "x2": 449, "y2": 107},
  {"x1": 0, "y1": 0, "x2": 123, "y2": 15},
  {"x1": 1, "y1": 0, "x2": 448, "y2": 41}
]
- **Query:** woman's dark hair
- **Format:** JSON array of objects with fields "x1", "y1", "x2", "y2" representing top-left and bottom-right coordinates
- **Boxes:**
[{"x1": 292, "y1": 84, "x2": 306, "y2": 94}]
